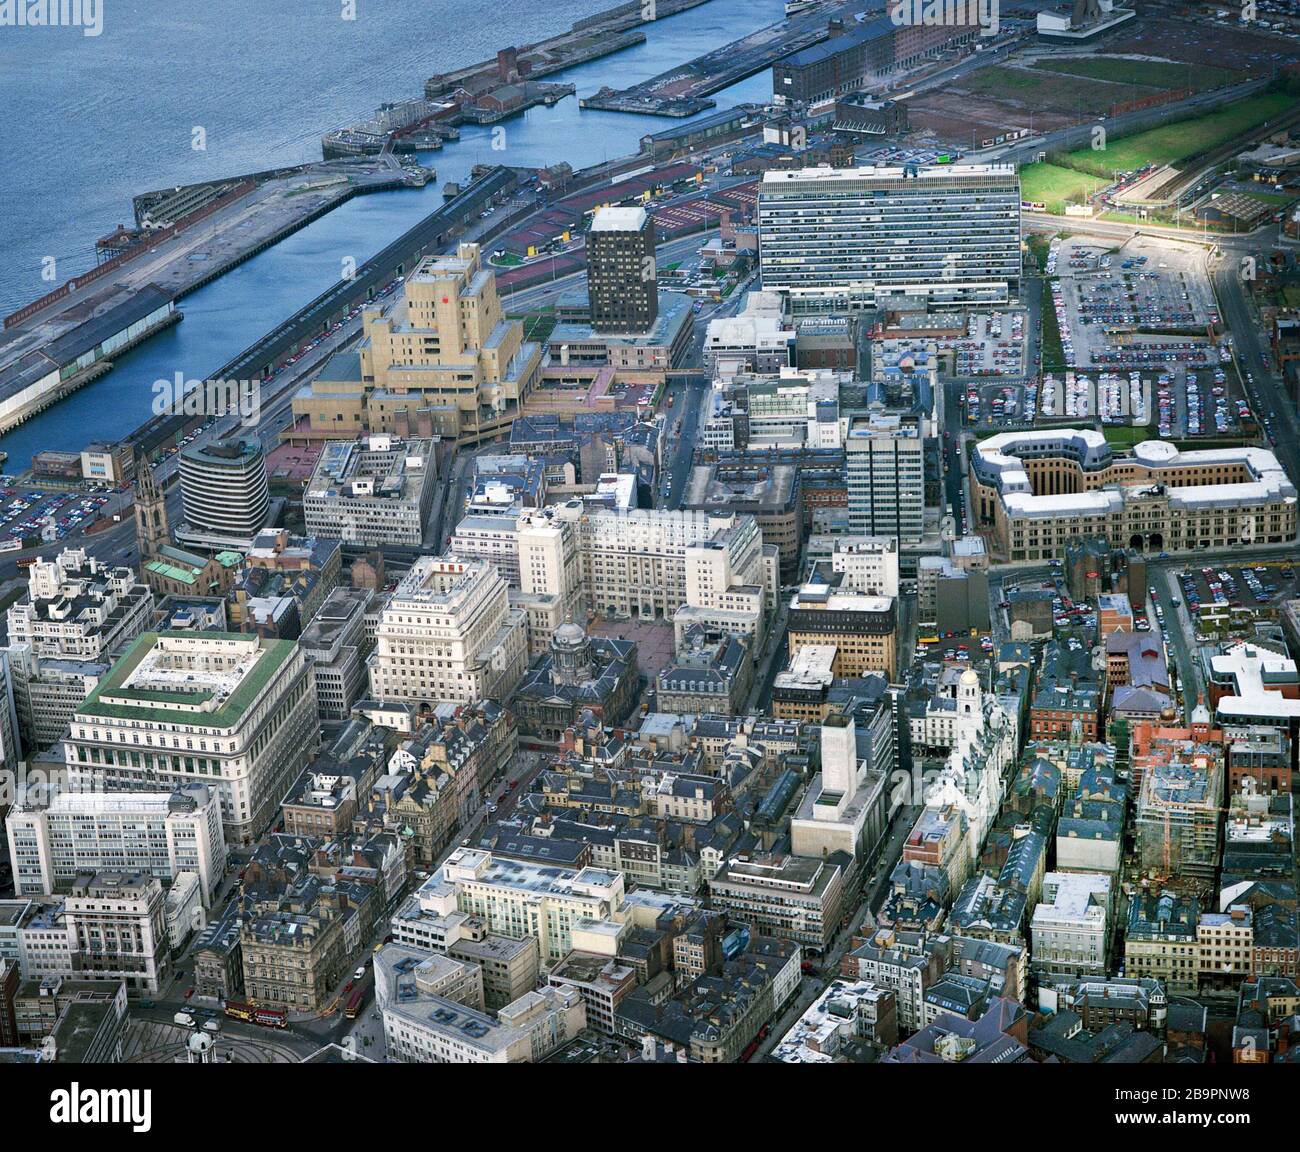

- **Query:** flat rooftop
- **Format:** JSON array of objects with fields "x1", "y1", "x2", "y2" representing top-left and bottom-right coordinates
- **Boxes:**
[{"x1": 78, "y1": 631, "x2": 294, "y2": 727}]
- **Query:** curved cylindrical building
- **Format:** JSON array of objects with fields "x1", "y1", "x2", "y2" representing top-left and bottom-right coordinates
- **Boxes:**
[{"x1": 176, "y1": 438, "x2": 270, "y2": 550}]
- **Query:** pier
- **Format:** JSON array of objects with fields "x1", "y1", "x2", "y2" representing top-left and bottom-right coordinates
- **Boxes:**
[
  {"x1": 125, "y1": 167, "x2": 518, "y2": 461},
  {"x1": 420, "y1": 0, "x2": 714, "y2": 99},
  {"x1": 0, "y1": 156, "x2": 430, "y2": 443},
  {"x1": 579, "y1": 0, "x2": 847, "y2": 116}
]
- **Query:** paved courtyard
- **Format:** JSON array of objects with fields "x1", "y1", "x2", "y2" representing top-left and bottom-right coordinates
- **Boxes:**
[{"x1": 588, "y1": 614, "x2": 677, "y2": 679}]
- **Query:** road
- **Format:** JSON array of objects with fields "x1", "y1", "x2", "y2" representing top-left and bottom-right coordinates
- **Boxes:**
[
  {"x1": 755, "y1": 800, "x2": 920, "y2": 1060},
  {"x1": 1211, "y1": 248, "x2": 1300, "y2": 489}
]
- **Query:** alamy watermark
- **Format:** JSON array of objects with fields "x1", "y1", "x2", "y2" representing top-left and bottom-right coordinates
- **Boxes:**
[
  {"x1": 151, "y1": 373, "x2": 261, "y2": 427},
  {"x1": 890, "y1": 0, "x2": 1000, "y2": 37},
  {"x1": 0, "y1": 0, "x2": 103, "y2": 37},
  {"x1": 0, "y1": 759, "x2": 99, "y2": 810},
  {"x1": 50, "y1": 1086, "x2": 151, "y2": 1133}
]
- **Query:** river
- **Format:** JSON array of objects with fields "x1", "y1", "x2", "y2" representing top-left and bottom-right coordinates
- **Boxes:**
[{"x1": 0, "y1": 0, "x2": 782, "y2": 468}]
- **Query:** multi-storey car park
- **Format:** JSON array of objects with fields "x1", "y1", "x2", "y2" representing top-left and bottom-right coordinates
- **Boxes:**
[{"x1": 971, "y1": 429, "x2": 1299, "y2": 561}]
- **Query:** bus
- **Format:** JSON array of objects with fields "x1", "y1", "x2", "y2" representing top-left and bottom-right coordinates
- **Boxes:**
[
  {"x1": 344, "y1": 988, "x2": 365, "y2": 1020},
  {"x1": 225, "y1": 1000, "x2": 288, "y2": 1029}
]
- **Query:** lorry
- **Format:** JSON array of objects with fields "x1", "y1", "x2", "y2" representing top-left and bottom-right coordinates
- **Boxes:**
[{"x1": 173, "y1": 1011, "x2": 196, "y2": 1027}]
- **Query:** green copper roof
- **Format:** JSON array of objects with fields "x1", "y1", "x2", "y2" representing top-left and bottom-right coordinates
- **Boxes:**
[
  {"x1": 78, "y1": 630, "x2": 297, "y2": 727},
  {"x1": 144, "y1": 559, "x2": 200, "y2": 585}
]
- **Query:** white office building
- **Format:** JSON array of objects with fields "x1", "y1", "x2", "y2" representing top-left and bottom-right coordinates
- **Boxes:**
[
  {"x1": 6, "y1": 783, "x2": 227, "y2": 907},
  {"x1": 1029, "y1": 872, "x2": 1114, "y2": 980},
  {"x1": 4, "y1": 548, "x2": 154, "y2": 753},
  {"x1": 303, "y1": 435, "x2": 437, "y2": 548},
  {"x1": 702, "y1": 291, "x2": 794, "y2": 375},
  {"x1": 450, "y1": 514, "x2": 522, "y2": 586},
  {"x1": 377, "y1": 938, "x2": 584, "y2": 1062},
  {"x1": 827, "y1": 535, "x2": 900, "y2": 598},
  {"x1": 429, "y1": 848, "x2": 627, "y2": 964},
  {"x1": 758, "y1": 164, "x2": 1021, "y2": 312},
  {"x1": 542, "y1": 500, "x2": 767, "y2": 627},
  {"x1": 367, "y1": 555, "x2": 527, "y2": 709},
  {"x1": 66, "y1": 632, "x2": 318, "y2": 845}
]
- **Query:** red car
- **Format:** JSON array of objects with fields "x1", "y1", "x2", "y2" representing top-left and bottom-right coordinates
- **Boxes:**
[{"x1": 184, "y1": 988, "x2": 194, "y2": 1000}]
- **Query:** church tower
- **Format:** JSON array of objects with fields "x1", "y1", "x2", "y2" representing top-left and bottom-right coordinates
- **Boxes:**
[{"x1": 134, "y1": 455, "x2": 169, "y2": 561}]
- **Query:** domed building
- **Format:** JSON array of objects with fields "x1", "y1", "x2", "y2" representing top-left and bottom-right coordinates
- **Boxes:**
[
  {"x1": 512, "y1": 622, "x2": 639, "y2": 741},
  {"x1": 551, "y1": 621, "x2": 594, "y2": 687}
]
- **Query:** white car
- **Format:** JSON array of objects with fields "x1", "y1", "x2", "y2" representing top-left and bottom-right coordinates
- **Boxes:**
[{"x1": 354, "y1": 966, "x2": 367, "y2": 981}]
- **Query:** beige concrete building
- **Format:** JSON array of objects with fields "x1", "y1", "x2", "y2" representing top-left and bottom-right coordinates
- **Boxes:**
[
  {"x1": 64, "y1": 871, "x2": 171, "y2": 995},
  {"x1": 292, "y1": 243, "x2": 542, "y2": 447},
  {"x1": 367, "y1": 555, "x2": 527, "y2": 710},
  {"x1": 787, "y1": 579, "x2": 897, "y2": 679},
  {"x1": 972, "y1": 430, "x2": 1298, "y2": 560}
]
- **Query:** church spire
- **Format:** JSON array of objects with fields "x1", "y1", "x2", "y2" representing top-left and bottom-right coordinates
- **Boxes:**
[{"x1": 133, "y1": 452, "x2": 169, "y2": 562}]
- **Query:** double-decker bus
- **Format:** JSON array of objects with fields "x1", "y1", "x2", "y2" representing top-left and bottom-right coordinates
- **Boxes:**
[
  {"x1": 224, "y1": 1000, "x2": 288, "y2": 1029},
  {"x1": 344, "y1": 988, "x2": 365, "y2": 1020}
]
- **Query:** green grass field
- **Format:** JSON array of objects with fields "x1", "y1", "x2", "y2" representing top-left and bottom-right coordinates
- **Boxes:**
[
  {"x1": 960, "y1": 65, "x2": 1148, "y2": 111},
  {"x1": 1050, "y1": 92, "x2": 1297, "y2": 178},
  {"x1": 1041, "y1": 279, "x2": 1067, "y2": 371},
  {"x1": 1035, "y1": 58, "x2": 1242, "y2": 92},
  {"x1": 1020, "y1": 162, "x2": 1102, "y2": 211},
  {"x1": 511, "y1": 310, "x2": 557, "y2": 343},
  {"x1": 1242, "y1": 189, "x2": 1297, "y2": 207},
  {"x1": 1101, "y1": 424, "x2": 1150, "y2": 448}
]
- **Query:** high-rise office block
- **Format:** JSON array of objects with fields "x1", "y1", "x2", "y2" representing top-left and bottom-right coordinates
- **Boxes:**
[
  {"x1": 176, "y1": 438, "x2": 271, "y2": 551},
  {"x1": 758, "y1": 164, "x2": 1021, "y2": 311},
  {"x1": 587, "y1": 206, "x2": 657, "y2": 334},
  {"x1": 844, "y1": 412, "x2": 925, "y2": 543}
]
